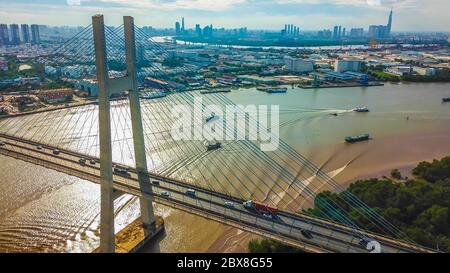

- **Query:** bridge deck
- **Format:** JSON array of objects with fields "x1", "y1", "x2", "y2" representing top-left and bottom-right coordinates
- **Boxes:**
[{"x1": 0, "y1": 133, "x2": 435, "y2": 253}]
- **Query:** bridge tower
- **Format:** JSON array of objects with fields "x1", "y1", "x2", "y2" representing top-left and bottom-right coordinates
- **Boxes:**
[{"x1": 92, "y1": 14, "x2": 156, "y2": 253}]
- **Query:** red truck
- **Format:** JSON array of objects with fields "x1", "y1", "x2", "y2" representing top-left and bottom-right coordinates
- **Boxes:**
[{"x1": 243, "y1": 200, "x2": 279, "y2": 215}]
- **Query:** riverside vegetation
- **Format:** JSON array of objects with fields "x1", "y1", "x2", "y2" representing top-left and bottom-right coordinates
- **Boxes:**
[{"x1": 249, "y1": 156, "x2": 450, "y2": 252}]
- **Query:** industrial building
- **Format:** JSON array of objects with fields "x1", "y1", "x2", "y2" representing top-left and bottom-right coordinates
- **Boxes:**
[
  {"x1": 284, "y1": 56, "x2": 314, "y2": 73},
  {"x1": 334, "y1": 59, "x2": 362, "y2": 73}
]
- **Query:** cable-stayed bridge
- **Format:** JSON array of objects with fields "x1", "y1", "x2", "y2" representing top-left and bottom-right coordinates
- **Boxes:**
[{"x1": 0, "y1": 15, "x2": 435, "y2": 253}]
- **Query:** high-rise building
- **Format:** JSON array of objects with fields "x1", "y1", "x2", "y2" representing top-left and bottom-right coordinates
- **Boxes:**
[
  {"x1": 369, "y1": 25, "x2": 388, "y2": 39},
  {"x1": 342, "y1": 27, "x2": 346, "y2": 37},
  {"x1": 31, "y1": 24, "x2": 40, "y2": 44},
  {"x1": 21, "y1": 24, "x2": 30, "y2": 43},
  {"x1": 202, "y1": 24, "x2": 213, "y2": 37},
  {"x1": 368, "y1": 10, "x2": 393, "y2": 39},
  {"x1": 195, "y1": 24, "x2": 202, "y2": 37},
  {"x1": 175, "y1": 22, "x2": 181, "y2": 35},
  {"x1": 0, "y1": 24, "x2": 9, "y2": 45},
  {"x1": 333, "y1": 26, "x2": 339, "y2": 39},
  {"x1": 318, "y1": 29, "x2": 332, "y2": 39},
  {"x1": 350, "y1": 28, "x2": 364, "y2": 38},
  {"x1": 181, "y1": 17, "x2": 185, "y2": 32},
  {"x1": 387, "y1": 9, "x2": 393, "y2": 36},
  {"x1": 10, "y1": 24, "x2": 20, "y2": 45},
  {"x1": 338, "y1": 26, "x2": 342, "y2": 38}
]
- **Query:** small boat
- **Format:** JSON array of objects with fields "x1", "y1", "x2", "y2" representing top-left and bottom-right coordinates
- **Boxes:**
[
  {"x1": 345, "y1": 134, "x2": 370, "y2": 143},
  {"x1": 354, "y1": 107, "x2": 370, "y2": 113},
  {"x1": 331, "y1": 113, "x2": 338, "y2": 116},
  {"x1": 443, "y1": 98, "x2": 450, "y2": 103},
  {"x1": 140, "y1": 92, "x2": 166, "y2": 100},
  {"x1": 206, "y1": 142, "x2": 222, "y2": 151},
  {"x1": 205, "y1": 113, "x2": 216, "y2": 123}
]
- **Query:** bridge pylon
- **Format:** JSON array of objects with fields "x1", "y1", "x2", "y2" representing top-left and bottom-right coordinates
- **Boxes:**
[{"x1": 92, "y1": 14, "x2": 156, "y2": 253}]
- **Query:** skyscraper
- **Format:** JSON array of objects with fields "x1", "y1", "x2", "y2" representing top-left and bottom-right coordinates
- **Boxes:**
[
  {"x1": 338, "y1": 26, "x2": 342, "y2": 38},
  {"x1": 21, "y1": 24, "x2": 31, "y2": 43},
  {"x1": 31, "y1": 24, "x2": 40, "y2": 44},
  {"x1": 10, "y1": 24, "x2": 20, "y2": 45},
  {"x1": 333, "y1": 26, "x2": 339, "y2": 39},
  {"x1": 387, "y1": 9, "x2": 393, "y2": 36},
  {"x1": 181, "y1": 17, "x2": 185, "y2": 32},
  {"x1": 175, "y1": 22, "x2": 181, "y2": 35},
  {"x1": 195, "y1": 24, "x2": 202, "y2": 37},
  {"x1": 0, "y1": 24, "x2": 9, "y2": 45}
]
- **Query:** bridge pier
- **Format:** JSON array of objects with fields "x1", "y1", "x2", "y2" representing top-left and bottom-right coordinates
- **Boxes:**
[
  {"x1": 92, "y1": 14, "x2": 158, "y2": 253},
  {"x1": 92, "y1": 14, "x2": 115, "y2": 253},
  {"x1": 124, "y1": 16, "x2": 156, "y2": 229}
]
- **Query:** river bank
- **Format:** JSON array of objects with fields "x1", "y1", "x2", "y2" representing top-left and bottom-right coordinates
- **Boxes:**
[{"x1": 0, "y1": 82, "x2": 449, "y2": 253}]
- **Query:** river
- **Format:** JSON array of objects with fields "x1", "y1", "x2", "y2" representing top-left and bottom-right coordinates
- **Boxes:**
[{"x1": 0, "y1": 82, "x2": 449, "y2": 252}]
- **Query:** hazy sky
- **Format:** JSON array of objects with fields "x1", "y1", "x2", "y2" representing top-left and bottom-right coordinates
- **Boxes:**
[{"x1": 0, "y1": 0, "x2": 449, "y2": 31}]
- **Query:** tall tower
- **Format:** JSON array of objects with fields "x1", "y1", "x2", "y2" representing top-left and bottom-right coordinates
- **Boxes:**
[
  {"x1": 10, "y1": 24, "x2": 20, "y2": 45},
  {"x1": 0, "y1": 24, "x2": 9, "y2": 45},
  {"x1": 21, "y1": 24, "x2": 31, "y2": 44},
  {"x1": 387, "y1": 9, "x2": 393, "y2": 37},
  {"x1": 31, "y1": 24, "x2": 41, "y2": 44},
  {"x1": 175, "y1": 22, "x2": 181, "y2": 35},
  {"x1": 181, "y1": 17, "x2": 185, "y2": 32}
]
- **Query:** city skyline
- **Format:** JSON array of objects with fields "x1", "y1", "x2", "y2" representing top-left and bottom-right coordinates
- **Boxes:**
[{"x1": 0, "y1": 0, "x2": 449, "y2": 32}]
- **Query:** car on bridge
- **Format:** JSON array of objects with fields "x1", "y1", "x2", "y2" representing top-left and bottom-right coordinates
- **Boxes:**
[
  {"x1": 186, "y1": 189, "x2": 197, "y2": 198},
  {"x1": 89, "y1": 159, "x2": 96, "y2": 165},
  {"x1": 151, "y1": 180, "x2": 160, "y2": 186},
  {"x1": 52, "y1": 149, "x2": 60, "y2": 155},
  {"x1": 36, "y1": 145, "x2": 43, "y2": 150},
  {"x1": 263, "y1": 213, "x2": 273, "y2": 220},
  {"x1": 113, "y1": 166, "x2": 130, "y2": 176},
  {"x1": 301, "y1": 229, "x2": 314, "y2": 240},
  {"x1": 0, "y1": 141, "x2": 5, "y2": 146},
  {"x1": 224, "y1": 201, "x2": 235, "y2": 208},
  {"x1": 160, "y1": 191, "x2": 170, "y2": 198},
  {"x1": 79, "y1": 158, "x2": 87, "y2": 165}
]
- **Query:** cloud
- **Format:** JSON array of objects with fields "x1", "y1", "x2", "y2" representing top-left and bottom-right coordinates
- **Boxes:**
[
  {"x1": 68, "y1": 0, "x2": 247, "y2": 11},
  {"x1": 67, "y1": 0, "x2": 82, "y2": 6},
  {"x1": 274, "y1": 0, "x2": 417, "y2": 9}
]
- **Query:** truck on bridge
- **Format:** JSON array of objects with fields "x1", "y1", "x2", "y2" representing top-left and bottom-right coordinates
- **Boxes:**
[{"x1": 243, "y1": 200, "x2": 279, "y2": 215}]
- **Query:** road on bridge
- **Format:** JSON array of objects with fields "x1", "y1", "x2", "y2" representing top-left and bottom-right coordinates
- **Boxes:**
[{"x1": 0, "y1": 133, "x2": 436, "y2": 253}]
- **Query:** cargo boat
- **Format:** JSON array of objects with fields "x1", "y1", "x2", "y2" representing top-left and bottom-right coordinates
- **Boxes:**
[
  {"x1": 200, "y1": 89, "x2": 231, "y2": 94},
  {"x1": 257, "y1": 86, "x2": 288, "y2": 93},
  {"x1": 345, "y1": 134, "x2": 370, "y2": 143}
]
